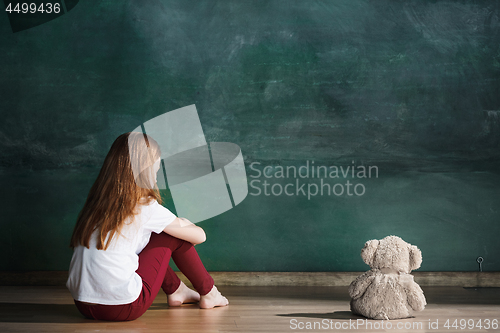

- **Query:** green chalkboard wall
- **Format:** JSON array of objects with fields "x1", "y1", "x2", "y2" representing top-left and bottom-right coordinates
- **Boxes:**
[{"x1": 0, "y1": 0, "x2": 499, "y2": 272}]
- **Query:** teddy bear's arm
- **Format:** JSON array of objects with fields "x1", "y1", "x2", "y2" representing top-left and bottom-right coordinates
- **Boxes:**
[
  {"x1": 348, "y1": 271, "x2": 376, "y2": 300},
  {"x1": 406, "y1": 281, "x2": 426, "y2": 311}
]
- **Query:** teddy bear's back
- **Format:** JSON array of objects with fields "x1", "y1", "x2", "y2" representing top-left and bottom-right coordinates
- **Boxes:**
[{"x1": 351, "y1": 273, "x2": 413, "y2": 320}]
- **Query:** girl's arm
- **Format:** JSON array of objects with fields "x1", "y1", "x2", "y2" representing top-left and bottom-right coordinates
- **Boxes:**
[{"x1": 163, "y1": 217, "x2": 206, "y2": 245}]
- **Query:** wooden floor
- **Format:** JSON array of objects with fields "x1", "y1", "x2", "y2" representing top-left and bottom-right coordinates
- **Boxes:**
[{"x1": 0, "y1": 286, "x2": 499, "y2": 332}]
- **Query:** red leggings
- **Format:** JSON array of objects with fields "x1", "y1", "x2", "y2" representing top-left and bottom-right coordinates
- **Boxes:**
[{"x1": 74, "y1": 232, "x2": 214, "y2": 321}]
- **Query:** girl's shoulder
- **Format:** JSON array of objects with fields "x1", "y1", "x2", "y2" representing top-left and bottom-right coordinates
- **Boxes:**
[{"x1": 127, "y1": 197, "x2": 156, "y2": 218}]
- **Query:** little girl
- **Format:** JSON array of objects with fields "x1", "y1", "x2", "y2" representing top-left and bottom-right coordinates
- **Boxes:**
[{"x1": 66, "y1": 132, "x2": 228, "y2": 321}]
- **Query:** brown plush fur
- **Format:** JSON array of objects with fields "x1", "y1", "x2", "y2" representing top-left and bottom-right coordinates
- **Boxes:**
[{"x1": 349, "y1": 236, "x2": 426, "y2": 320}]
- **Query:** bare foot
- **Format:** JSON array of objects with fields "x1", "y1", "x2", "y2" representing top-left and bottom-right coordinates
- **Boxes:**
[
  {"x1": 167, "y1": 281, "x2": 201, "y2": 307},
  {"x1": 199, "y1": 285, "x2": 229, "y2": 309}
]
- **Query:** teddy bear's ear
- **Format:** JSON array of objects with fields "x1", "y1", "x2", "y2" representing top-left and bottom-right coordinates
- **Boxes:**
[
  {"x1": 361, "y1": 239, "x2": 379, "y2": 267},
  {"x1": 409, "y1": 245, "x2": 422, "y2": 271}
]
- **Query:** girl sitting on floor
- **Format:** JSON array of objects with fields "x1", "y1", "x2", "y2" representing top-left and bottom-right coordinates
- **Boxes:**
[{"x1": 67, "y1": 132, "x2": 228, "y2": 321}]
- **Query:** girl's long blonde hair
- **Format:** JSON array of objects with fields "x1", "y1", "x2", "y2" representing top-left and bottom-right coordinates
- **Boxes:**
[{"x1": 70, "y1": 132, "x2": 163, "y2": 250}]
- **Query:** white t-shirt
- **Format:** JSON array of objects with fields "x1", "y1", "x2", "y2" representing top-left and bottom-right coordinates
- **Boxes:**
[{"x1": 66, "y1": 199, "x2": 177, "y2": 305}]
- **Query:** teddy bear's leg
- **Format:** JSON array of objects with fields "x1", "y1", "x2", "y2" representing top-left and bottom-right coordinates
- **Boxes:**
[
  {"x1": 373, "y1": 312, "x2": 389, "y2": 320},
  {"x1": 350, "y1": 299, "x2": 360, "y2": 315},
  {"x1": 350, "y1": 299, "x2": 368, "y2": 318},
  {"x1": 407, "y1": 283, "x2": 427, "y2": 312}
]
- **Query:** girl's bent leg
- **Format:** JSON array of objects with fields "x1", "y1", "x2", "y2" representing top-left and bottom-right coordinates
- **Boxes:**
[
  {"x1": 170, "y1": 237, "x2": 214, "y2": 296},
  {"x1": 139, "y1": 232, "x2": 213, "y2": 300},
  {"x1": 162, "y1": 264, "x2": 181, "y2": 295},
  {"x1": 73, "y1": 232, "x2": 216, "y2": 321},
  {"x1": 162, "y1": 265, "x2": 200, "y2": 306},
  {"x1": 123, "y1": 232, "x2": 185, "y2": 320},
  {"x1": 166, "y1": 234, "x2": 228, "y2": 308},
  {"x1": 133, "y1": 232, "x2": 221, "y2": 317}
]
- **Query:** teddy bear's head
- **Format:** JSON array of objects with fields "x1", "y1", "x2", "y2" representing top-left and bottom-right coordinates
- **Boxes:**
[{"x1": 360, "y1": 235, "x2": 422, "y2": 273}]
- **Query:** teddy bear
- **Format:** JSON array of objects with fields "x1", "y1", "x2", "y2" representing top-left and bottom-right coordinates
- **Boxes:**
[{"x1": 348, "y1": 235, "x2": 426, "y2": 320}]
